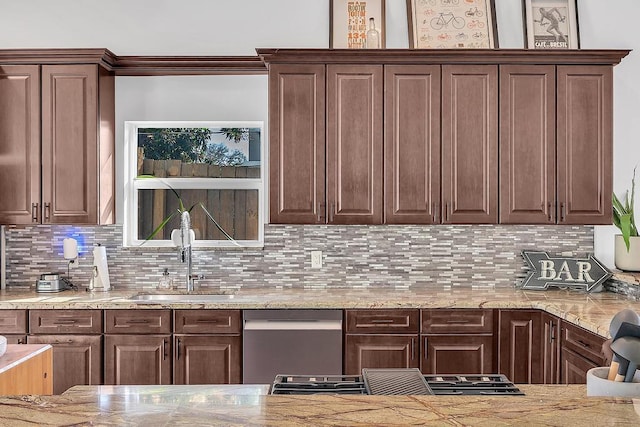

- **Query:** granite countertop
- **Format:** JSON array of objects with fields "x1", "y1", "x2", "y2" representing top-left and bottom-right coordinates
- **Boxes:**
[
  {"x1": 1, "y1": 285, "x2": 639, "y2": 337},
  {"x1": 0, "y1": 383, "x2": 638, "y2": 426}
]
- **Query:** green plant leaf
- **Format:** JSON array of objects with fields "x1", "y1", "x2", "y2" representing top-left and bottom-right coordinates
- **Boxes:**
[
  {"x1": 141, "y1": 209, "x2": 180, "y2": 243},
  {"x1": 199, "y1": 202, "x2": 241, "y2": 246}
]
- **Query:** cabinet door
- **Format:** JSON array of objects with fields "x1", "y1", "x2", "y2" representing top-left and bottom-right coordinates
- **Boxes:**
[
  {"x1": 499, "y1": 65, "x2": 556, "y2": 224},
  {"x1": 327, "y1": 64, "x2": 383, "y2": 224},
  {"x1": 0, "y1": 65, "x2": 40, "y2": 224},
  {"x1": 422, "y1": 335, "x2": 494, "y2": 375},
  {"x1": 344, "y1": 334, "x2": 419, "y2": 375},
  {"x1": 557, "y1": 65, "x2": 613, "y2": 224},
  {"x1": 104, "y1": 335, "x2": 171, "y2": 385},
  {"x1": 0, "y1": 309, "x2": 28, "y2": 334},
  {"x1": 41, "y1": 64, "x2": 98, "y2": 224},
  {"x1": 27, "y1": 334, "x2": 102, "y2": 394},
  {"x1": 542, "y1": 313, "x2": 560, "y2": 384},
  {"x1": 498, "y1": 310, "x2": 543, "y2": 384},
  {"x1": 384, "y1": 65, "x2": 441, "y2": 224},
  {"x1": 173, "y1": 335, "x2": 241, "y2": 385},
  {"x1": 269, "y1": 64, "x2": 326, "y2": 224},
  {"x1": 561, "y1": 348, "x2": 598, "y2": 384},
  {"x1": 441, "y1": 65, "x2": 498, "y2": 224}
]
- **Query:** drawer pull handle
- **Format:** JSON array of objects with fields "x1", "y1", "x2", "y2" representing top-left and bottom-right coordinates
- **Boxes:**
[
  {"x1": 176, "y1": 338, "x2": 181, "y2": 360},
  {"x1": 163, "y1": 339, "x2": 168, "y2": 360},
  {"x1": 577, "y1": 339, "x2": 591, "y2": 348},
  {"x1": 411, "y1": 338, "x2": 416, "y2": 361},
  {"x1": 195, "y1": 319, "x2": 221, "y2": 323},
  {"x1": 53, "y1": 319, "x2": 77, "y2": 324},
  {"x1": 370, "y1": 319, "x2": 395, "y2": 324},
  {"x1": 126, "y1": 319, "x2": 150, "y2": 324},
  {"x1": 446, "y1": 320, "x2": 471, "y2": 324},
  {"x1": 31, "y1": 203, "x2": 39, "y2": 222}
]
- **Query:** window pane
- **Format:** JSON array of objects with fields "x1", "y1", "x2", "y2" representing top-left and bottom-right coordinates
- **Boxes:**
[
  {"x1": 137, "y1": 127, "x2": 261, "y2": 177},
  {"x1": 138, "y1": 189, "x2": 259, "y2": 241}
]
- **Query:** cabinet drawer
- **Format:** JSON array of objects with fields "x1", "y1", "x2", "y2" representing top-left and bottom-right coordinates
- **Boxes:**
[
  {"x1": 0, "y1": 310, "x2": 28, "y2": 334},
  {"x1": 29, "y1": 310, "x2": 102, "y2": 334},
  {"x1": 422, "y1": 309, "x2": 493, "y2": 334},
  {"x1": 561, "y1": 322, "x2": 605, "y2": 366},
  {"x1": 105, "y1": 310, "x2": 171, "y2": 334},
  {"x1": 174, "y1": 310, "x2": 241, "y2": 334},
  {"x1": 346, "y1": 310, "x2": 419, "y2": 334}
]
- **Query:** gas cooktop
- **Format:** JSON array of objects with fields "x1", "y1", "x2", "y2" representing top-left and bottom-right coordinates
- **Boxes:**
[{"x1": 270, "y1": 369, "x2": 524, "y2": 396}]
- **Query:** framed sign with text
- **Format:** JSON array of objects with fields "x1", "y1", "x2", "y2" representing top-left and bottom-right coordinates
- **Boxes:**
[
  {"x1": 523, "y1": 0, "x2": 580, "y2": 49},
  {"x1": 330, "y1": 0, "x2": 386, "y2": 48},
  {"x1": 520, "y1": 251, "x2": 611, "y2": 292}
]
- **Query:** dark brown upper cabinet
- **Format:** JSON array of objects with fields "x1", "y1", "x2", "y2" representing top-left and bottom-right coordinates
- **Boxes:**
[
  {"x1": 384, "y1": 65, "x2": 441, "y2": 224},
  {"x1": 258, "y1": 49, "x2": 627, "y2": 226},
  {"x1": 268, "y1": 63, "x2": 326, "y2": 224},
  {"x1": 500, "y1": 64, "x2": 613, "y2": 224},
  {"x1": 557, "y1": 65, "x2": 613, "y2": 225},
  {"x1": 327, "y1": 64, "x2": 384, "y2": 224},
  {"x1": 0, "y1": 62, "x2": 115, "y2": 225},
  {"x1": 499, "y1": 65, "x2": 556, "y2": 224},
  {"x1": 441, "y1": 65, "x2": 499, "y2": 224}
]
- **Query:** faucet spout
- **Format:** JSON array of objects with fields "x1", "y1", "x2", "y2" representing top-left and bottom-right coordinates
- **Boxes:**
[{"x1": 177, "y1": 211, "x2": 198, "y2": 292}]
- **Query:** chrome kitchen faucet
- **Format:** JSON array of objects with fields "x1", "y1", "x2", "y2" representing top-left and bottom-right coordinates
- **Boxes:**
[{"x1": 177, "y1": 211, "x2": 202, "y2": 292}]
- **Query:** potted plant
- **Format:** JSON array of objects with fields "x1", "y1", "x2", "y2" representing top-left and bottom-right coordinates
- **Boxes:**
[{"x1": 613, "y1": 167, "x2": 640, "y2": 271}]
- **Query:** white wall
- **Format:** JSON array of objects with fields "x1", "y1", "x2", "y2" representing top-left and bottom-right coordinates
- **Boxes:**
[{"x1": 1, "y1": 0, "x2": 638, "y2": 267}]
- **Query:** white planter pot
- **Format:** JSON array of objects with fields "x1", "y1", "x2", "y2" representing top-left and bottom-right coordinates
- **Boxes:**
[{"x1": 615, "y1": 235, "x2": 640, "y2": 272}]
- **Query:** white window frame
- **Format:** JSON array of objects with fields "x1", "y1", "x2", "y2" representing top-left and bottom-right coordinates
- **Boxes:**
[{"x1": 123, "y1": 121, "x2": 265, "y2": 248}]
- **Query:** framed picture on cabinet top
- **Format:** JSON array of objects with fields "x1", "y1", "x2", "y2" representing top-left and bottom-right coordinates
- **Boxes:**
[
  {"x1": 406, "y1": 0, "x2": 498, "y2": 49},
  {"x1": 330, "y1": 0, "x2": 386, "y2": 49},
  {"x1": 523, "y1": 0, "x2": 579, "y2": 49}
]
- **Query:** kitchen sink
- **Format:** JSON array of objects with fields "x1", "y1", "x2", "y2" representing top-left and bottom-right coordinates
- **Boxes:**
[{"x1": 128, "y1": 293, "x2": 238, "y2": 304}]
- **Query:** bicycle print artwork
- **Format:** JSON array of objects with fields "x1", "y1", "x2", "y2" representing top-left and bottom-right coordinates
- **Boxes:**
[{"x1": 407, "y1": 0, "x2": 496, "y2": 48}]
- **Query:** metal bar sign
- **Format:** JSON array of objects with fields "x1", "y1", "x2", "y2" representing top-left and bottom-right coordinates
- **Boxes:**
[{"x1": 521, "y1": 250, "x2": 611, "y2": 292}]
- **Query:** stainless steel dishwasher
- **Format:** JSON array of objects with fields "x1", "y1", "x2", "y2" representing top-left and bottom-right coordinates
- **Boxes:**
[{"x1": 243, "y1": 309, "x2": 343, "y2": 384}]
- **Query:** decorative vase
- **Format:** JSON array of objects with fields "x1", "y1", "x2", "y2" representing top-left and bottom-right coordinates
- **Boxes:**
[{"x1": 614, "y1": 235, "x2": 640, "y2": 272}]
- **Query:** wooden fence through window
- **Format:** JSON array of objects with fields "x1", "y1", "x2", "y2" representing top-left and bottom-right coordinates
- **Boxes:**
[{"x1": 138, "y1": 159, "x2": 260, "y2": 241}]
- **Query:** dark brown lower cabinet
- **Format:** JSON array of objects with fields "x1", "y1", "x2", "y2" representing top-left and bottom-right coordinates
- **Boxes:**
[
  {"x1": 344, "y1": 335, "x2": 419, "y2": 374},
  {"x1": 560, "y1": 321, "x2": 606, "y2": 384},
  {"x1": 542, "y1": 313, "x2": 561, "y2": 384},
  {"x1": 27, "y1": 335, "x2": 102, "y2": 394},
  {"x1": 422, "y1": 335, "x2": 494, "y2": 374},
  {"x1": 561, "y1": 348, "x2": 598, "y2": 384},
  {"x1": 104, "y1": 335, "x2": 171, "y2": 385},
  {"x1": 498, "y1": 310, "x2": 543, "y2": 384},
  {"x1": 173, "y1": 335, "x2": 241, "y2": 384},
  {"x1": 421, "y1": 309, "x2": 495, "y2": 375}
]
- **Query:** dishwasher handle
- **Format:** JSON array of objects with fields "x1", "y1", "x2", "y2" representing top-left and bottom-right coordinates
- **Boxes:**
[{"x1": 243, "y1": 319, "x2": 342, "y2": 331}]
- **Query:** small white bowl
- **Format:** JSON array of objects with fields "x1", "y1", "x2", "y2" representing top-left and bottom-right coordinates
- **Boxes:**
[
  {"x1": 587, "y1": 367, "x2": 640, "y2": 397},
  {"x1": 0, "y1": 335, "x2": 7, "y2": 358}
]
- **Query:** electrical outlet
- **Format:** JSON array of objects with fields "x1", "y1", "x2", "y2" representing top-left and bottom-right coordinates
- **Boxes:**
[
  {"x1": 69, "y1": 258, "x2": 79, "y2": 269},
  {"x1": 311, "y1": 250, "x2": 323, "y2": 268}
]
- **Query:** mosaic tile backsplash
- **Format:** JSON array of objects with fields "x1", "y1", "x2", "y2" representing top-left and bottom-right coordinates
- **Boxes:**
[{"x1": 3, "y1": 224, "x2": 594, "y2": 291}]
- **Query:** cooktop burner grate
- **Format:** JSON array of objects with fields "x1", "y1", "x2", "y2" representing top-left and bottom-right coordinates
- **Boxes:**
[
  {"x1": 270, "y1": 371, "x2": 524, "y2": 396},
  {"x1": 271, "y1": 374, "x2": 366, "y2": 395},
  {"x1": 424, "y1": 374, "x2": 525, "y2": 396},
  {"x1": 363, "y1": 368, "x2": 433, "y2": 395}
]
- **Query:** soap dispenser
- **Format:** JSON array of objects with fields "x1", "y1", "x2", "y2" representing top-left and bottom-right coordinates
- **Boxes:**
[{"x1": 158, "y1": 268, "x2": 173, "y2": 290}]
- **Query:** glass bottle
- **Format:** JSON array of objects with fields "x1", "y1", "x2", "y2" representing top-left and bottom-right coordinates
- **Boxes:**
[
  {"x1": 366, "y1": 17, "x2": 380, "y2": 49},
  {"x1": 158, "y1": 268, "x2": 173, "y2": 290}
]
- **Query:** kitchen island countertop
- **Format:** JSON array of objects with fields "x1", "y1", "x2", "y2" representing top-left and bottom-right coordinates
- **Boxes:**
[
  {"x1": 0, "y1": 383, "x2": 638, "y2": 426},
  {"x1": 1, "y1": 285, "x2": 638, "y2": 338}
]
